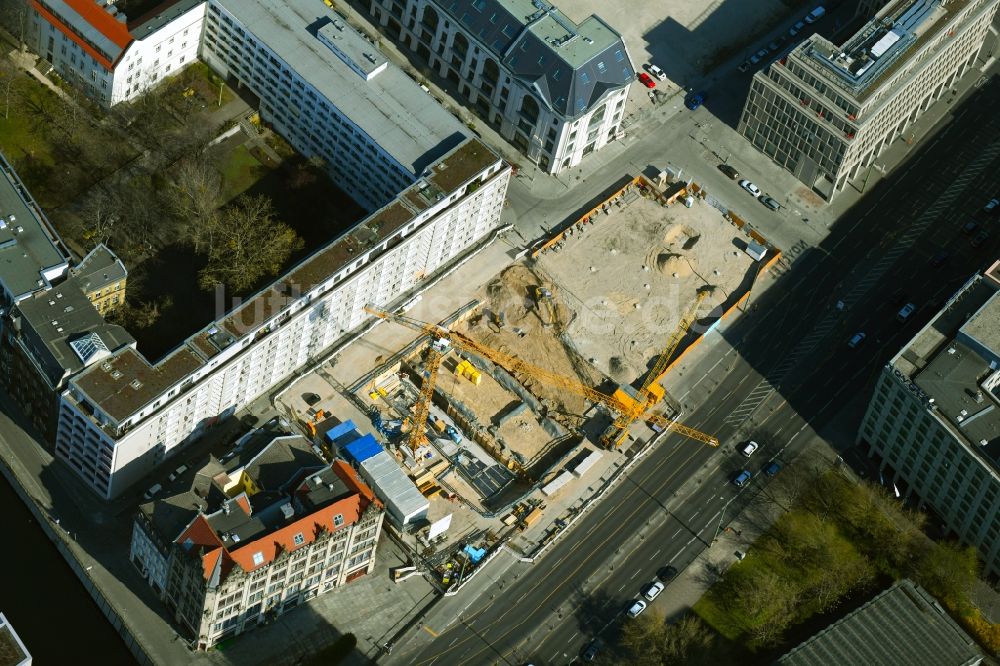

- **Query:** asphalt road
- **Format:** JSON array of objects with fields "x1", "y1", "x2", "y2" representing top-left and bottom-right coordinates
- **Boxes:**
[{"x1": 390, "y1": 75, "x2": 1000, "y2": 666}]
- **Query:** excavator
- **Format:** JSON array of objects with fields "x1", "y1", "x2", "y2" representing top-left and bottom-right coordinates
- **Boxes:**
[{"x1": 363, "y1": 301, "x2": 719, "y2": 450}]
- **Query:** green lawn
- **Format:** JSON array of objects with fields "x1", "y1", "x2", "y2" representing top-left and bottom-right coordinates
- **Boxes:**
[
  {"x1": 218, "y1": 143, "x2": 267, "y2": 200},
  {"x1": 0, "y1": 76, "x2": 60, "y2": 166}
]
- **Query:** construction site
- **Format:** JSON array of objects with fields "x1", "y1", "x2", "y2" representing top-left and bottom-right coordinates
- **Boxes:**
[{"x1": 284, "y1": 175, "x2": 779, "y2": 590}]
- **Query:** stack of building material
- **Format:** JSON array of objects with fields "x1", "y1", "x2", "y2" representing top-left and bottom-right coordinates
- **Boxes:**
[
  {"x1": 571, "y1": 449, "x2": 603, "y2": 478},
  {"x1": 454, "y1": 359, "x2": 482, "y2": 385}
]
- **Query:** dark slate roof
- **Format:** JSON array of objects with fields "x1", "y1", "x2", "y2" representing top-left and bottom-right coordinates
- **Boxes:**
[
  {"x1": 14, "y1": 277, "x2": 135, "y2": 387},
  {"x1": 71, "y1": 243, "x2": 127, "y2": 295},
  {"x1": 435, "y1": 0, "x2": 633, "y2": 118},
  {"x1": 776, "y1": 579, "x2": 982, "y2": 666}
]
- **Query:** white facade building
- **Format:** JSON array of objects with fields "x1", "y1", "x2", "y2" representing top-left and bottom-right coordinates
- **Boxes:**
[
  {"x1": 28, "y1": 0, "x2": 205, "y2": 107},
  {"x1": 365, "y1": 0, "x2": 635, "y2": 174},
  {"x1": 199, "y1": 0, "x2": 469, "y2": 211},
  {"x1": 738, "y1": 0, "x2": 999, "y2": 200},
  {"x1": 56, "y1": 139, "x2": 510, "y2": 499}
]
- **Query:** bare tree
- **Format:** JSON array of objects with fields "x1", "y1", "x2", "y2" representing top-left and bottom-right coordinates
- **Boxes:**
[
  {"x1": 198, "y1": 194, "x2": 303, "y2": 293},
  {"x1": 0, "y1": 56, "x2": 19, "y2": 119},
  {"x1": 0, "y1": 0, "x2": 30, "y2": 48},
  {"x1": 78, "y1": 189, "x2": 121, "y2": 245},
  {"x1": 167, "y1": 157, "x2": 222, "y2": 251}
]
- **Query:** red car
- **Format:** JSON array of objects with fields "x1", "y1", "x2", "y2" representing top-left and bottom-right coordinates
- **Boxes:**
[{"x1": 637, "y1": 72, "x2": 656, "y2": 88}]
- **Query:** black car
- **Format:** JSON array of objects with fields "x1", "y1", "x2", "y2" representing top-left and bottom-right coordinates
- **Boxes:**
[
  {"x1": 929, "y1": 250, "x2": 949, "y2": 268},
  {"x1": 582, "y1": 639, "x2": 603, "y2": 662},
  {"x1": 718, "y1": 164, "x2": 740, "y2": 180},
  {"x1": 890, "y1": 289, "x2": 908, "y2": 306},
  {"x1": 971, "y1": 230, "x2": 990, "y2": 248},
  {"x1": 963, "y1": 220, "x2": 980, "y2": 235},
  {"x1": 657, "y1": 565, "x2": 679, "y2": 582}
]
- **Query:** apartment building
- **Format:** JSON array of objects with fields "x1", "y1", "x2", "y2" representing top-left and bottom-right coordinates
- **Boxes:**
[
  {"x1": 365, "y1": 0, "x2": 634, "y2": 174},
  {"x1": 129, "y1": 433, "x2": 384, "y2": 649},
  {"x1": 69, "y1": 243, "x2": 127, "y2": 315},
  {"x1": 1, "y1": 278, "x2": 134, "y2": 442},
  {"x1": 56, "y1": 138, "x2": 510, "y2": 500},
  {"x1": 199, "y1": 0, "x2": 469, "y2": 211},
  {"x1": 738, "y1": 0, "x2": 998, "y2": 200},
  {"x1": 0, "y1": 151, "x2": 69, "y2": 310},
  {"x1": 858, "y1": 261, "x2": 1000, "y2": 576},
  {"x1": 28, "y1": 0, "x2": 205, "y2": 107}
]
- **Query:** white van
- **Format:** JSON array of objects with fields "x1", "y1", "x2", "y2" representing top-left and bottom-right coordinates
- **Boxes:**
[
  {"x1": 805, "y1": 6, "x2": 826, "y2": 23},
  {"x1": 143, "y1": 483, "x2": 162, "y2": 501}
]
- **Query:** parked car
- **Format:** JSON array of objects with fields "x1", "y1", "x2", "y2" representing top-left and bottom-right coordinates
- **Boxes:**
[
  {"x1": 638, "y1": 72, "x2": 656, "y2": 88},
  {"x1": 929, "y1": 250, "x2": 949, "y2": 268},
  {"x1": 627, "y1": 599, "x2": 648, "y2": 618},
  {"x1": 971, "y1": 230, "x2": 991, "y2": 248},
  {"x1": 685, "y1": 92, "x2": 705, "y2": 110},
  {"x1": 143, "y1": 483, "x2": 163, "y2": 501},
  {"x1": 735, "y1": 550, "x2": 747, "y2": 561},
  {"x1": 760, "y1": 195, "x2": 781, "y2": 211},
  {"x1": 738, "y1": 60, "x2": 751, "y2": 72},
  {"x1": 963, "y1": 220, "x2": 980, "y2": 235},
  {"x1": 649, "y1": 64, "x2": 667, "y2": 81},
  {"x1": 733, "y1": 470, "x2": 753, "y2": 488},
  {"x1": 847, "y1": 331, "x2": 867, "y2": 349},
  {"x1": 719, "y1": 164, "x2": 740, "y2": 180},
  {"x1": 985, "y1": 198, "x2": 999, "y2": 214},
  {"x1": 168, "y1": 464, "x2": 188, "y2": 482},
  {"x1": 657, "y1": 565, "x2": 679, "y2": 582},
  {"x1": 896, "y1": 303, "x2": 916, "y2": 322},
  {"x1": 890, "y1": 289, "x2": 909, "y2": 306},
  {"x1": 768, "y1": 38, "x2": 783, "y2": 51},
  {"x1": 739, "y1": 179, "x2": 762, "y2": 197},
  {"x1": 789, "y1": 20, "x2": 805, "y2": 36},
  {"x1": 582, "y1": 639, "x2": 602, "y2": 662},
  {"x1": 764, "y1": 461, "x2": 783, "y2": 477},
  {"x1": 643, "y1": 581, "x2": 665, "y2": 601},
  {"x1": 750, "y1": 48, "x2": 768, "y2": 64},
  {"x1": 805, "y1": 6, "x2": 827, "y2": 24},
  {"x1": 740, "y1": 441, "x2": 759, "y2": 457}
]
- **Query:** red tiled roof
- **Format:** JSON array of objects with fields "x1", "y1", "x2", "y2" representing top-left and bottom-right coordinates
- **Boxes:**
[
  {"x1": 30, "y1": 0, "x2": 133, "y2": 70},
  {"x1": 175, "y1": 514, "x2": 228, "y2": 580},
  {"x1": 228, "y1": 495, "x2": 364, "y2": 574},
  {"x1": 233, "y1": 493, "x2": 252, "y2": 516}
]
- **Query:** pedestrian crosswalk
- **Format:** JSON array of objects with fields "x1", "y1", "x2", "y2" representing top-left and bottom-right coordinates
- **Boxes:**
[{"x1": 723, "y1": 136, "x2": 1000, "y2": 429}]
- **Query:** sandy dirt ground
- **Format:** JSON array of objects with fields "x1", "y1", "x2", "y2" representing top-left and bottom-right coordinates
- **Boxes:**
[
  {"x1": 538, "y1": 194, "x2": 753, "y2": 383},
  {"x1": 457, "y1": 264, "x2": 603, "y2": 418},
  {"x1": 438, "y1": 353, "x2": 554, "y2": 461}
]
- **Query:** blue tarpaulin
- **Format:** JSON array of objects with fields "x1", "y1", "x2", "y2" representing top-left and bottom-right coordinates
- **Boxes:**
[
  {"x1": 344, "y1": 434, "x2": 382, "y2": 463},
  {"x1": 324, "y1": 420, "x2": 358, "y2": 445},
  {"x1": 463, "y1": 545, "x2": 487, "y2": 564}
]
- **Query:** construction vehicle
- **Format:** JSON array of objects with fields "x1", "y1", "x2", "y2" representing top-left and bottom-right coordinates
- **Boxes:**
[
  {"x1": 363, "y1": 305, "x2": 719, "y2": 450},
  {"x1": 534, "y1": 286, "x2": 557, "y2": 328},
  {"x1": 303, "y1": 409, "x2": 327, "y2": 437},
  {"x1": 601, "y1": 287, "x2": 713, "y2": 448}
]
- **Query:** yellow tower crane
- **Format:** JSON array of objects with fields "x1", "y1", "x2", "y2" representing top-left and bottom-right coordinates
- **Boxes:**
[
  {"x1": 601, "y1": 287, "x2": 713, "y2": 448},
  {"x1": 363, "y1": 305, "x2": 720, "y2": 450}
]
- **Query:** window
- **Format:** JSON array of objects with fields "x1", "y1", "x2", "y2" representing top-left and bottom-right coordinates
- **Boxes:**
[
  {"x1": 333, "y1": 514, "x2": 344, "y2": 527},
  {"x1": 293, "y1": 533, "x2": 305, "y2": 546},
  {"x1": 252, "y1": 551, "x2": 265, "y2": 566}
]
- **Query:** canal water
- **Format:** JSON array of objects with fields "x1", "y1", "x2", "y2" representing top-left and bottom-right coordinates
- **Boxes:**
[{"x1": 0, "y1": 475, "x2": 135, "y2": 664}]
